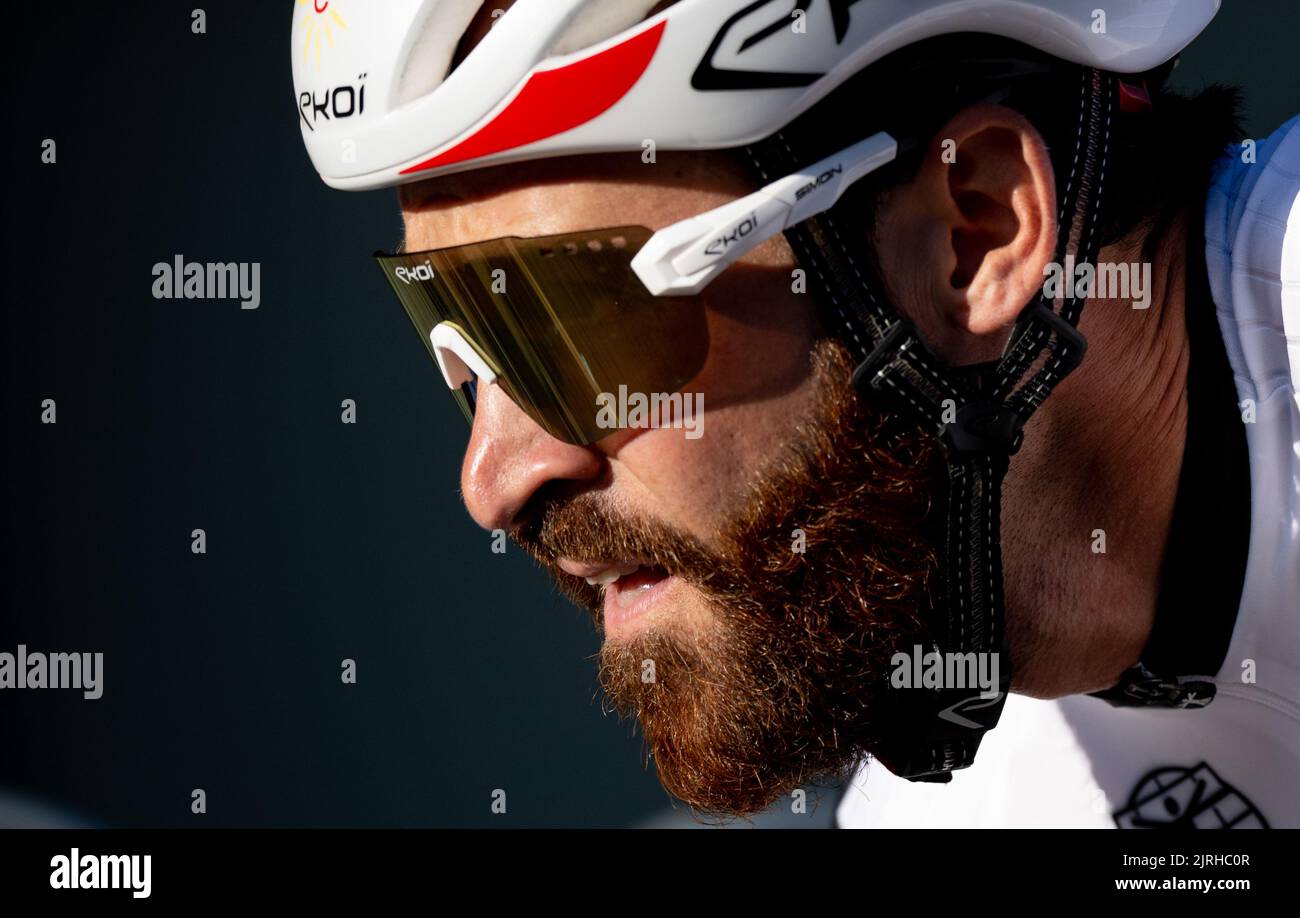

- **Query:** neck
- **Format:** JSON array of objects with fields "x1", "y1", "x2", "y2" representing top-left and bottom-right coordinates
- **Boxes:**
[{"x1": 1003, "y1": 214, "x2": 1191, "y2": 697}]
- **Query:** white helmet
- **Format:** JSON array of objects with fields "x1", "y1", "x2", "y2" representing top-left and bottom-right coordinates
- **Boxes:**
[{"x1": 291, "y1": 0, "x2": 1219, "y2": 191}]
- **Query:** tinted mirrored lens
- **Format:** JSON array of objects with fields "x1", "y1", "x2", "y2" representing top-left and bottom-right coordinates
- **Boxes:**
[{"x1": 375, "y1": 226, "x2": 709, "y2": 445}]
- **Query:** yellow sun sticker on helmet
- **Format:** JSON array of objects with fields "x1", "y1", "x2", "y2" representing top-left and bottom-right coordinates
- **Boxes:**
[{"x1": 297, "y1": 0, "x2": 349, "y2": 72}]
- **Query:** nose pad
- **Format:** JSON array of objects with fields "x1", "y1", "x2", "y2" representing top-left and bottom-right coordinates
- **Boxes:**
[
  {"x1": 431, "y1": 322, "x2": 498, "y2": 388},
  {"x1": 434, "y1": 323, "x2": 494, "y2": 427}
]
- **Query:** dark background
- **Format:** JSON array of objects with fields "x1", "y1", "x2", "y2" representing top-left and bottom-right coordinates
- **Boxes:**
[{"x1": 2, "y1": 2, "x2": 1294, "y2": 828}]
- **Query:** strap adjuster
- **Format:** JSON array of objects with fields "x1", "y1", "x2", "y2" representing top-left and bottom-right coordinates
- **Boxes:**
[
  {"x1": 850, "y1": 318, "x2": 919, "y2": 394},
  {"x1": 1004, "y1": 299, "x2": 1089, "y2": 377},
  {"x1": 941, "y1": 401, "x2": 1025, "y2": 456}
]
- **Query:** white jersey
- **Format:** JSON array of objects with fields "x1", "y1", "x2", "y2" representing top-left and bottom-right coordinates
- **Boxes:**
[{"x1": 838, "y1": 114, "x2": 1300, "y2": 829}]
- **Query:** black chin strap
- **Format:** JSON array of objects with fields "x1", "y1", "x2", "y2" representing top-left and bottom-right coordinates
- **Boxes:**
[{"x1": 745, "y1": 67, "x2": 1115, "y2": 781}]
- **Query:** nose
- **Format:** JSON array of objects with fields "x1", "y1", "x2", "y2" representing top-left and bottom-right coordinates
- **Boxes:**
[{"x1": 460, "y1": 381, "x2": 604, "y2": 531}]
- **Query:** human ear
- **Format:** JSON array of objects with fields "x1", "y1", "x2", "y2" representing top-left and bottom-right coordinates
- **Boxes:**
[{"x1": 873, "y1": 103, "x2": 1057, "y2": 364}]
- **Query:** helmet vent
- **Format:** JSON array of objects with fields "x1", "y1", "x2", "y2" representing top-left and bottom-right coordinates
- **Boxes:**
[
  {"x1": 545, "y1": 0, "x2": 667, "y2": 57},
  {"x1": 393, "y1": 0, "x2": 484, "y2": 107}
]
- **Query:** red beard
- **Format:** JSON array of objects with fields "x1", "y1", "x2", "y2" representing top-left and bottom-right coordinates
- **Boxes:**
[{"x1": 512, "y1": 340, "x2": 942, "y2": 817}]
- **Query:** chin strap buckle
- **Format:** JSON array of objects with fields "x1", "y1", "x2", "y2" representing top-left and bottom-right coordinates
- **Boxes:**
[
  {"x1": 1089, "y1": 662, "x2": 1217, "y2": 709},
  {"x1": 874, "y1": 664, "x2": 1014, "y2": 782}
]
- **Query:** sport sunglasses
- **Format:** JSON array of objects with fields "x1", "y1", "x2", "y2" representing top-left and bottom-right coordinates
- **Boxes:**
[{"x1": 374, "y1": 132, "x2": 898, "y2": 445}]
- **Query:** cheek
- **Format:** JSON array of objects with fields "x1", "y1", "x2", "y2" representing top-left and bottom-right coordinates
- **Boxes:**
[
  {"x1": 610, "y1": 288, "x2": 823, "y2": 537},
  {"x1": 874, "y1": 210, "x2": 959, "y2": 351},
  {"x1": 692, "y1": 264, "x2": 823, "y2": 409},
  {"x1": 616, "y1": 395, "x2": 811, "y2": 533}
]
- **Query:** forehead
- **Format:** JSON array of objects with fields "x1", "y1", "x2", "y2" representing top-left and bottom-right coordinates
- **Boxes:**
[{"x1": 398, "y1": 149, "x2": 757, "y2": 251}]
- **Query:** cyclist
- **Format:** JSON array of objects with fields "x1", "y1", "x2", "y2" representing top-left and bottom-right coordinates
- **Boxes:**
[{"x1": 292, "y1": 0, "x2": 1298, "y2": 826}]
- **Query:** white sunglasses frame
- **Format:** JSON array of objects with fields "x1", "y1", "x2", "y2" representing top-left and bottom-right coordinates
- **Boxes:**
[{"x1": 630, "y1": 130, "x2": 898, "y2": 296}]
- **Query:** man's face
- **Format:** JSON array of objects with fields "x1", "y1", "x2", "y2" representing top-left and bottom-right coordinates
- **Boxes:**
[{"x1": 400, "y1": 151, "x2": 941, "y2": 816}]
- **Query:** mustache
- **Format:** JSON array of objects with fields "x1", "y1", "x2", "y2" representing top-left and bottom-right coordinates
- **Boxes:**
[{"x1": 510, "y1": 490, "x2": 720, "y2": 609}]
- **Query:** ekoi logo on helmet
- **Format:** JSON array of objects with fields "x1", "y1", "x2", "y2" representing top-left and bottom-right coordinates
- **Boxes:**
[{"x1": 295, "y1": 1, "x2": 369, "y2": 134}]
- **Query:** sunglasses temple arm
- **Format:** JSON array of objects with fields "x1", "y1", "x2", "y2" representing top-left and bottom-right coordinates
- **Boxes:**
[{"x1": 631, "y1": 131, "x2": 898, "y2": 296}]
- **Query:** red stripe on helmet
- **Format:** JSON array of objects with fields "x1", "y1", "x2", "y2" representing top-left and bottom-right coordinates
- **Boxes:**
[{"x1": 399, "y1": 20, "x2": 665, "y2": 176}]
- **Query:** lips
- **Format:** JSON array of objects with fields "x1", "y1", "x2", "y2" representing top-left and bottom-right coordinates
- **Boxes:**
[
  {"x1": 606, "y1": 565, "x2": 669, "y2": 596},
  {"x1": 566, "y1": 560, "x2": 641, "y2": 587},
  {"x1": 556, "y1": 558, "x2": 673, "y2": 636}
]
